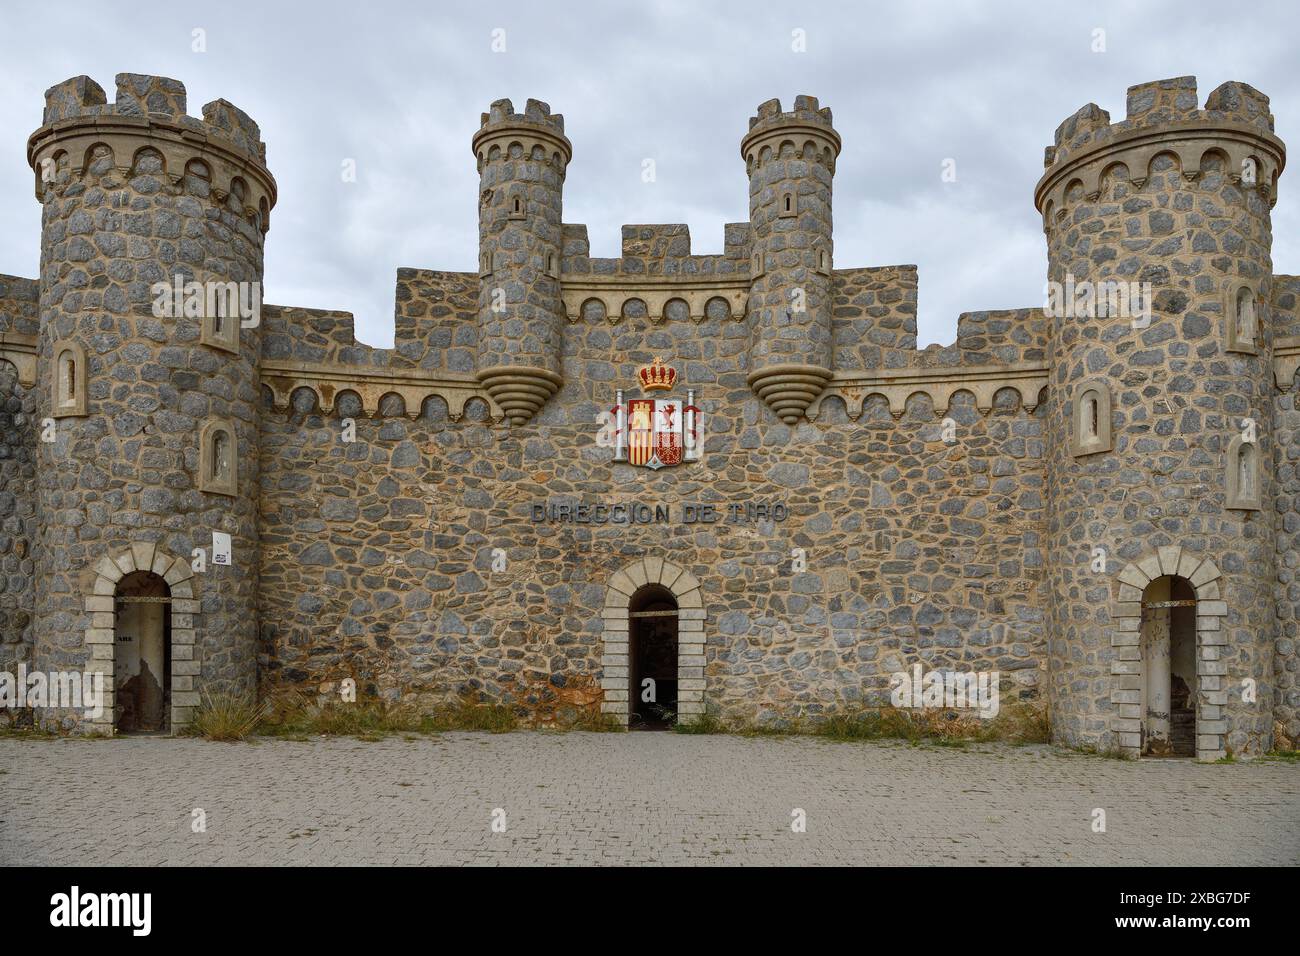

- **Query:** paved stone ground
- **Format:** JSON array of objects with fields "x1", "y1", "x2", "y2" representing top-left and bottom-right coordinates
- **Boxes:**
[{"x1": 1, "y1": 733, "x2": 1296, "y2": 865}]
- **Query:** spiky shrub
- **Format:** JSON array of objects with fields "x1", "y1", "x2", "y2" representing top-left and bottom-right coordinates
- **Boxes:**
[
  {"x1": 257, "y1": 691, "x2": 424, "y2": 740},
  {"x1": 186, "y1": 690, "x2": 266, "y2": 741},
  {"x1": 673, "y1": 712, "x2": 726, "y2": 735}
]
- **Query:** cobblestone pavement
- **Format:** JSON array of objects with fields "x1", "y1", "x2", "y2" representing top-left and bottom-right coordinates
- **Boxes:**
[{"x1": 1, "y1": 733, "x2": 1296, "y2": 865}]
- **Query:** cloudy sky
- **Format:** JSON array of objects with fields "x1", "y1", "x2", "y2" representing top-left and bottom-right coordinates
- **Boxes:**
[{"x1": 1, "y1": 0, "x2": 1296, "y2": 349}]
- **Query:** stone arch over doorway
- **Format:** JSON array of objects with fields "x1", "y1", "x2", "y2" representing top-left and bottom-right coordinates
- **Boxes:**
[
  {"x1": 83, "y1": 543, "x2": 200, "y2": 734},
  {"x1": 600, "y1": 558, "x2": 705, "y2": 724},
  {"x1": 1113, "y1": 547, "x2": 1226, "y2": 761}
]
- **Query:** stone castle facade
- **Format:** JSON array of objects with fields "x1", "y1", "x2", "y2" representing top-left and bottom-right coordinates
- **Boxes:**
[{"x1": 1, "y1": 71, "x2": 1298, "y2": 759}]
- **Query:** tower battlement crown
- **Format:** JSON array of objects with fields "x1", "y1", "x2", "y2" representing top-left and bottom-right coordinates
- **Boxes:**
[
  {"x1": 472, "y1": 96, "x2": 573, "y2": 171},
  {"x1": 28, "y1": 73, "x2": 275, "y2": 226},
  {"x1": 1035, "y1": 76, "x2": 1286, "y2": 220},
  {"x1": 740, "y1": 95, "x2": 841, "y2": 172},
  {"x1": 38, "y1": 73, "x2": 267, "y2": 165},
  {"x1": 479, "y1": 97, "x2": 566, "y2": 136}
]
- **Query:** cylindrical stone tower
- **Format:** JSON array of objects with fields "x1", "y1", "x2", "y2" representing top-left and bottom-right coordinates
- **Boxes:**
[
  {"x1": 472, "y1": 98, "x2": 571, "y2": 425},
  {"x1": 741, "y1": 96, "x2": 840, "y2": 423},
  {"x1": 1037, "y1": 77, "x2": 1284, "y2": 758},
  {"x1": 27, "y1": 73, "x2": 275, "y2": 731}
]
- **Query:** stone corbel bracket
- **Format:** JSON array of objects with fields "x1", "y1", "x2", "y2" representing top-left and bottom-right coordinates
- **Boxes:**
[
  {"x1": 561, "y1": 274, "x2": 749, "y2": 324},
  {"x1": 808, "y1": 361, "x2": 1049, "y2": 421},
  {"x1": 260, "y1": 359, "x2": 504, "y2": 423},
  {"x1": 1273, "y1": 334, "x2": 1300, "y2": 388},
  {"x1": 0, "y1": 331, "x2": 37, "y2": 386}
]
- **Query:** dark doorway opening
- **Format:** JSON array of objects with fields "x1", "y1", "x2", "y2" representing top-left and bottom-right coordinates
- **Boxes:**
[
  {"x1": 629, "y1": 584, "x2": 678, "y2": 730},
  {"x1": 1140, "y1": 574, "x2": 1197, "y2": 758},
  {"x1": 114, "y1": 570, "x2": 172, "y2": 734}
]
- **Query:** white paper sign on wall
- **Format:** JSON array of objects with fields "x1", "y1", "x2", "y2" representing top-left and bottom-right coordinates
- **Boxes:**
[{"x1": 212, "y1": 531, "x2": 232, "y2": 567}]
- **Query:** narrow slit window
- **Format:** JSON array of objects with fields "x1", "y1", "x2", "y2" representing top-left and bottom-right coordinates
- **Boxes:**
[
  {"x1": 199, "y1": 420, "x2": 237, "y2": 496},
  {"x1": 1071, "y1": 381, "x2": 1111, "y2": 456},
  {"x1": 52, "y1": 341, "x2": 87, "y2": 417},
  {"x1": 211, "y1": 430, "x2": 230, "y2": 482},
  {"x1": 1226, "y1": 434, "x2": 1260, "y2": 509},
  {"x1": 60, "y1": 352, "x2": 75, "y2": 407},
  {"x1": 200, "y1": 282, "x2": 239, "y2": 353},
  {"x1": 1226, "y1": 283, "x2": 1259, "y2": 354},
  {"x1": 1236, "y1": 287, "x2": 1255, "y2": 345}
]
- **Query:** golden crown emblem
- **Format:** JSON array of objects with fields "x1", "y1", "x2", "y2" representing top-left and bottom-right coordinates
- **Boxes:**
[{"x1": 638, "y1": 357, "x2": 677, "y2": 392}]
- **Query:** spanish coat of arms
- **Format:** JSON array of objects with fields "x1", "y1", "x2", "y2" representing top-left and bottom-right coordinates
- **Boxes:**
[{"x1": 611, "y1": 358, "x2": 702, "y2": 470}]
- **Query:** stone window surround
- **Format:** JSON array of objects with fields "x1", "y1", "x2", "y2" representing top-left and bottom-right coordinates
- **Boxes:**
[
  {"x1": 600, "y1": 557, "x2": 705, "y2": 724},
  {"x1": 51, "y1": 339, "x2": 87, "y2": 418},
  {"x1": 198, "y1": 418, "x2": 237, "y2": 496},
  {"x1": 815, "y1": 244, "x2": 831, "y2": 276},
  {"x1": 1225, "y1": 434, "x2": 1262, "y2": 510},
  {"x1": 1113, "y1": 548, "x2": 1227, "y2": 761},
  {"x1": 1224, "y1": 280, "x2": 1259, "y2": 355},
  {"x1": 198, "y1": 292, "x2": 239, "y2": 354},
  {"x1": 83, "y1": 543, "x2": 200, "y2": 734},
  {"x1": 1070, "y1": 378, "x2": 1112, "y2": 456}
]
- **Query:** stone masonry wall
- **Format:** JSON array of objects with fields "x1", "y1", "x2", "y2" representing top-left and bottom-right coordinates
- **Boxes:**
[
  {"x1": 0, "y1": 275, "x2": 37, "y2": 672},
  {"x1": 257, "y1": 301, "x2": 1048, "y2": 724},
  {"x1": 1272, "y1": 274, "x2": 1300, "y2": 742}
]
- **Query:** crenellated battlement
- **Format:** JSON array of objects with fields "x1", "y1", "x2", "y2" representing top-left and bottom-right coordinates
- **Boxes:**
[
  {"x1": 741, "y1": 95, "x2": 841, "y2": 173},
  {"x1": 28, "y1": 73, "x2": 275, "y2": 230},
  {"x1": 1036, "y1": 76, "x2": 1285, "y2": 227},
  {"x1": 472, "y1": 96, "x2": 572, "y2": 174}
]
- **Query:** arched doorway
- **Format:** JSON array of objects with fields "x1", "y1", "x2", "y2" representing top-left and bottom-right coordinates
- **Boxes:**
[
  {"x1": 114, "y1": 571, "x2": 172, "y2": 733},
  {"x1": 628, "y1": 584, "x2": 679, "y2": 729},
  {"x1": 1140, "y1": 575, "x2": 1197, "y2": 757}
]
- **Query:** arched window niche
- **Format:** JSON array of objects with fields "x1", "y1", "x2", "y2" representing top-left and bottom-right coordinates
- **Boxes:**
[
  {"x1": 815, "y1": 245, "x2": 832, "y2": 276},
  {"x1": 52, "y1": 340, "x2": 88, "y2": 418},
  {"x1": 1225, "y1": 282, "x2": 1259, "y2": 354},
  {"x1": 1225, "y1": 433, "x2": 1261, "y2": 510},
  {"x1": 779, "y1": 191, "x2": 798, "y2": 218},
  {"x1": 198, "y1": 419, "x2": 237, "y2": 496},
  {"x1": 1070, "y1": 379, "x2": 1111, "y2": 456}
]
